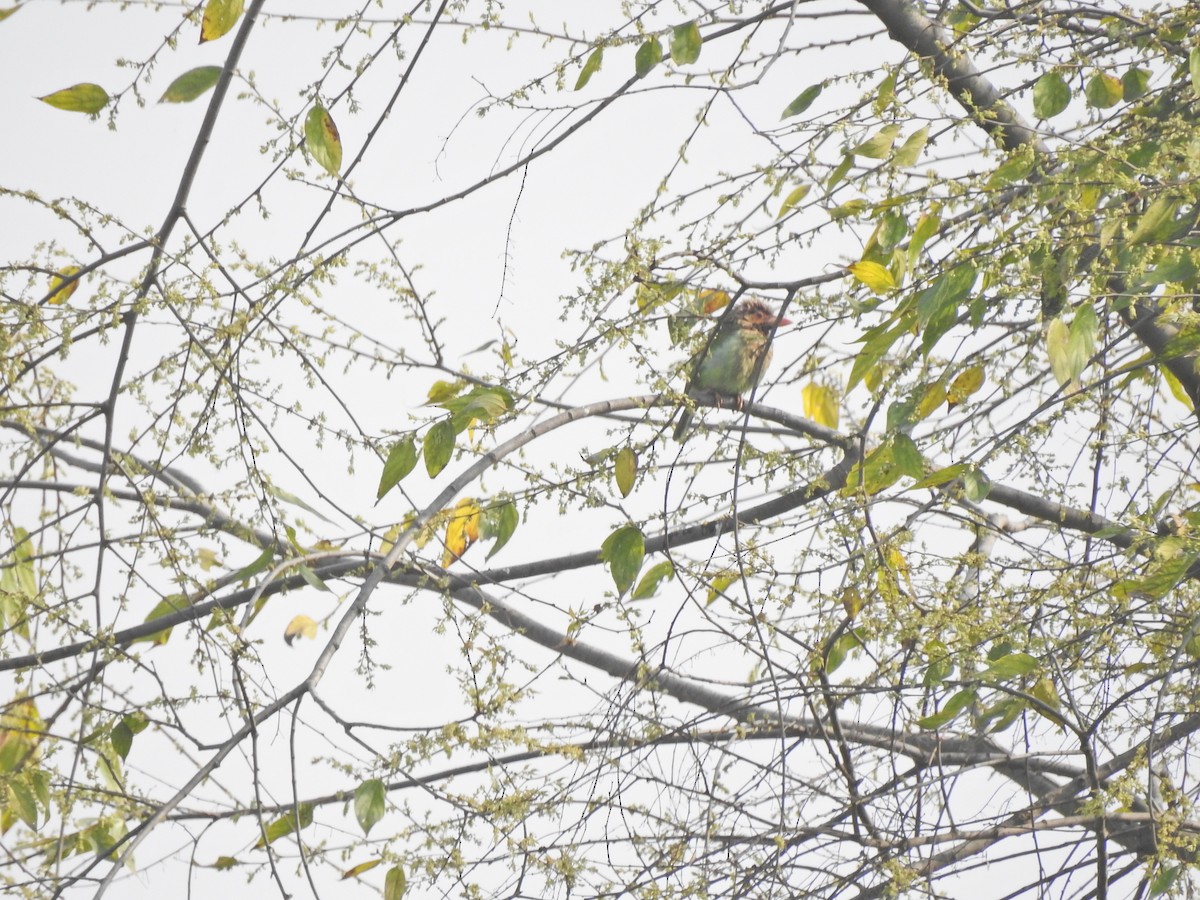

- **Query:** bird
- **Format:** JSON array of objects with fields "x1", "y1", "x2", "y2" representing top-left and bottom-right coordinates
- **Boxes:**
[{"x1": 673, "y1": 298, "x2": 791, "y2": 440}]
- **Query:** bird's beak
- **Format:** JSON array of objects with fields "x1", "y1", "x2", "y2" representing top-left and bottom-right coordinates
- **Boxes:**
[{"x1": 775, "y1": 316, "x2": 792, "y2": 327}]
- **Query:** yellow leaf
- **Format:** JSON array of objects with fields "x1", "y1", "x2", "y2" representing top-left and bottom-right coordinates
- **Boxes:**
[
  {"x1": 197, "y1": 548, "x2": 220, "y2": 571},
  {"x1": 47, "y1": 266, "x2": 81, "y2": 305},
  {"x1": 200, "y1": 0, "x2": 243, "y2": 43},
  {"x1": 341, "y1": 858, "x2": 383, "y2": 880},
  {"x1": 283, "y1": 615, "x2": 318, "y2": 646},
  {"x1": 916, "y1": 380, "x2": 946, "y2": 420},
  {"x1": 698, "y1": 289, "x2": 730, "y2": 314},
  {"x1": 802, "y1": 382, "x2": 840, "y2": 429},
  {"x1": 848, "y1": 260, "x2": 897, "y2": 294},
  {"x1": 946, "y1": 365, "x2": 985, "y2": 408},
  {"x1": 441, "y1": 498, "x2": 481, "y2": 566},
  {"x1": 840, "y1": 586, "x2": 865, "y2": 617},
  {"x1": 614, "y1": 447, "x2": 637, "y2": 498},
  {"x1": 1162, "y1": 365, "x2": 1195, "y2": 411},
  {"x1": 776, "y1": 183, "x2": 811, "y2": 219}
]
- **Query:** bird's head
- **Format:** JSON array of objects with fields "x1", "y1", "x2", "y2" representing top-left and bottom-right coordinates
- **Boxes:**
[{"x1": 733, "y1": 299, "x2": 791, "y2": 333}]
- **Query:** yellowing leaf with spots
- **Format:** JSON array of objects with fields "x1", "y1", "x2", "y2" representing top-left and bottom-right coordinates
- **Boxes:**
[
  {"x1": 47, "y1": 266, "x2": 81, "y2": 305},
  {"x1": 802, "y1": 382, "x2": 839, "y2": 428},
  {"x1": 946, "y1": 366, "x2": 984, "y2": 407},
  {"x1": 848, "y1": 260, "x2": 897, "y2": 294},
  {"x1": 916, "y1": 380, "x2": 946, "y2": 420},
  {"x1": 441, "y1": 498, "x2": 481, "y2": 566},
  {"x1": 305, "y1": 104, "x2": 343, "y2": 177},
  {"x1": 283, "y1": 614, "x2": 318, "y2": 646},
  {"x1": 200, "y1": 0, "x2": 243, "y2": 43}
]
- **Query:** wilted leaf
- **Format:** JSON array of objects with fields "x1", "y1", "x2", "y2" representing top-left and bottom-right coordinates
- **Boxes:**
[
  {"x1": 635, "y1": 37, "x2": 663, "y2": 77},
  {"x1": 159, "y1": 66, "x2": 222, "y2": 103},
  {"x1": 781, "y1": 83, "x2": 822, "y2": 119},
  {"x1": 614, "y1": 447, "x2": 637, "y2": 498},
  {"x1": 802, "y1": 382, "x2": 839, "y2": 429},
  {"x1": 670, "y1": 21, "x2": 702, "y2": 65},
  {"x1": 200, "y1": 0, "x2": 243, "y2": 42},
  {"x1": 354, "y1": 779, "x2": 386, "y2": 835},
  {"x1": 283, "y1": 614, "x2": 318, "y2": 646},
  {"x1": 1032, "y1": 71, "x2": 1071, "y2": 118},
  {"x1": 39, "y1": 83, "x2": 109, "y2": 115},
  {"x1": 377, "y1": 437, "x2": 418, "y2": 500},
  {"x1": 574, "y1": 47, "x2": 603, "y2": 91},
  {"x1": 46, "y1": 266, "x2": 81, "y2": 305},
  {"x1": 600, "y1": 525, "x2": 645, "y2": 596},
  {"x1": 776, "y1": 183, "x2": 811, "y2": 220},
  {"x1": 848, "y1": 260, "x2": 897, "y2": 293},
  {"x1": 441, "y1": 498, "x2": 481, "y2": 566},
  {"x1": 305, "y1": 104, "x2": 343, "y2": 176}
]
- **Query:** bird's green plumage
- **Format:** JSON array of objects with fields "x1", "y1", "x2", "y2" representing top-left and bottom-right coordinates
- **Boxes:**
[{"x1": 673, "y1": 299, "x2": 788, "y2": 440}]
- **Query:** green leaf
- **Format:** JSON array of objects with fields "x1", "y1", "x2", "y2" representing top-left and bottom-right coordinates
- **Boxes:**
[
  {"x1": 0, "y1": 7, "x2": 22, "y2": 22},
  {"x1": 111, "y1": 722, "x2": 133, "y2": 760},
  {"x1": 1122, "y1": 67, "x2": 1150, "y2": 101},
  {"x1": 916, "y1": 263, "x2": 976, "y2": 355},
  {"x1": 980, "y1": 651, "x2": 1039, "y2": 681},
  {"x1": 911, "y1": 462, "x2": 971, "y2": 490},
  {"x1": 1084, "y1": 72, "x2": 1122, "y2": 108},
  {"x1": 305, "y1": 104, "x2": 343, "y2": 176},
  {"x1": 1129, "y1": 195, "x2": 1179, "y2": 244},
  {"x1": 296, "y1": 564, "x2": 330, "y2": 593},
  {"x1": 38, "y1": 83, "x2": 109, "y2": 115},
  {"x1": 852, "y1": 124, "x2": 900, "y2": 159},
  {"x1": 354, "y1": 779, "x2": 386, "y2": 836},
  {"x1": 961, "y1": 467, "x2": 991, "y2": 502},
  {"x1": 847, "y1": 320, "x2": 907, "y2": 392},
  {"x1": 7, "y1": 781, "x2": 37, "y2": 830},
  {"x1": 267, "y1": 483, "x2": 335, "y2": 523},
  {"x1": 631, "y1": 560, "x2": 675, "y2": 600},
  {"x1": 377, "y1": 437, "x2": 418, "y2": 500},
  {"x1": 776, "y1": 183, "x2": 811, "y2": 220},
  {"x1": 1191, "y1": 48, "x2": 1200, "y2": 97},
  {"x1": 1112, "y1": 551, "x2": 1200, "y2": 601},
  {"x1": 873, "y1": 71, "x2": 896, "y2": 115},
  {"x1": 922, "y1": 641, "x2": 954, "y2": 686},
  {"x1": 907, "y1": 208, "x2": 941, "y2": 266},
  {"x1": 1046, "y1": 316, "x2": 1076, "y2": 385},
  {"x1": 600, "y1": 525, "x2": 645, "y2": 597},
  {"x1": 614, "y1": 447, "x2": 637, "y2": 498},
  {"x1": 823, "y1": 631, "x2": 862, "y2": 673},
  {"x1": 670, "y1": 21, "x2": 702, "y2": 65},
  {"x1": 781, "y1": 84, "x2": 822, "y2": 119},
  {"x1": 255, "y1": 803, "x2": 314, "y2": 848},
  {"x1": 634, "y1": 38, "x2": 663, "y2": 77},
  {"x1": 843, "y1": 441, "x2": 902, "y2": 496},
  {"x1": 440, "y1": 385, "x2": 515, "y2": 428},
  {"x1": 200, "y1": 0, "x2": 243, "y2": 42},
  {"x1": 892, "y1": 127, "x2": 928, "y2": 167},
  {"x1": 826, "y1": 153, "x2": 853, "y2": 192},
  {"x1": 1067, "y1": 301, "x2": 1097, "y2": 372},
  {"x1": 423, "y1": 420, "x2": 456, "y2": 477},
  {"x1": 1032, "y1": 71, "x2": 1071, "y2": 119},
  {"x1": 384, "y1": 866, "x2": 407, "y2": 900},
  {"x1": 987, "y1": 148, "x2": 1036, "y2": 188},
  {"x1": 481, "y1": 499, "x2": 519, "y2": 560},
  {"x1": 916, "y1": 687, "x2": 976, "y2": 729},
  {"x1": 891, "y1": 434, "x2": 924, "y2": 478},
  {"x1": 159, "y1": 66, "x2": 222, "y2": 103},
  {"x1": 574, "y1": 47, "x2": 603, "y2": 91}
]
